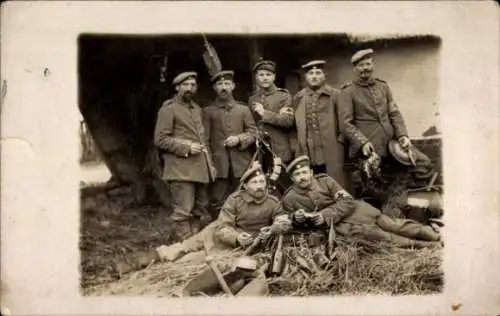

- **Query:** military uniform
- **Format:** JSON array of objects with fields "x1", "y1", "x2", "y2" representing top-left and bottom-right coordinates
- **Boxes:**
[
  {"x1": 215, "y1": 190, "x2": 286, "y2": 247},
  {"x1": 154, "y1": 72, "x2": 214, "y2": 240},
  {"x1": 293, "y1": 60, "x2": 350, "y2": 191},
  {"x1": 203, "y1": 71, "x2": 257, "y2": 214},
  {"x1": 249, "y1": 61, "x2": 295, "y2": 163},
  {"x1": 282, "y1": 156, "x2": 441, "y2": 247},
  {"x1": 203, "y1": 98, "x2": 257, "y2": 212},
  {"x1": 338, "y1": 49, "x2": 434, "y2": 207},
  {"x1": 339, "y1": 77, "x2": 408, "y2": 158},
  {"x1": 153, "y1": 166, "x2": 291, "y2": 263}
]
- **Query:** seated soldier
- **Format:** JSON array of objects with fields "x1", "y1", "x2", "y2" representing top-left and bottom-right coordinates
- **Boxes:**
[
  {"x1": 281, "y1": 155, "x2": 442, "y2": 248},
  {"x1": 117, "y1": 165, "x2": 292, "y2": 274}
]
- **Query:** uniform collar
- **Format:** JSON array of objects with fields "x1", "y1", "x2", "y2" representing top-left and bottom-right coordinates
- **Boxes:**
[
  {"x1": 174, "y1": 94, "x2": 195, "y2": 108},
  {"x1": 240, "y1": 190, "x2": 268, "y2": 204},
  {"x1": 306, "y1": 84, "x2": 332, "y2": 96},
  {"x1": 215, "y1": 96, "x2": 235, "y2": 110},
  {"x1": 256, "y1": 84, "x2": 277, "y2": 96},
  {"x1": 354, "y1": 77, "x2": 376, "y2": 87},
  {"x1": 292, "y1": 177, "x2": 319, "y2": 194}
]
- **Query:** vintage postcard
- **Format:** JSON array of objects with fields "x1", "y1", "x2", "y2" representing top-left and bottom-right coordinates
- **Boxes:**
[{"x1": 1, "y1": 1, "x2": 499, "y2": 315}]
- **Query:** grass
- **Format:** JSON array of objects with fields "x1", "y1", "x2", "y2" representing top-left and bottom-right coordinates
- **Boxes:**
[{"x1": 80, "y1": 182, "x2": 443, "y2": 297}]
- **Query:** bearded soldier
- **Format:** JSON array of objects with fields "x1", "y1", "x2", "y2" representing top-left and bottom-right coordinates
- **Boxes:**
[
  {"x1": 117, "y1": 165, "x2": 292, "y2": 273},
  {"x1": 338, "y1": 49, "x2": 434, "y2": 208},
  {"x1": 154, "y1": 72, "x2": 216, "y2": 241},
  {"x1": 203, "y1": 70, "x2": 257, "y2": 216}
]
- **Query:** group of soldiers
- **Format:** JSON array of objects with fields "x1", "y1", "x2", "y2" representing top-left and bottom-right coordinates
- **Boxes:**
[{"x1": 143, "y1": 48, "x2": 441, "y2": 270}]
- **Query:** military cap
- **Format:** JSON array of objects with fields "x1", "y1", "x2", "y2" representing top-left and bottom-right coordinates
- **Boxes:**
[
  {"x1": 286, "y1": 155, "x2": 310, "y2": 174},
  {"x1": 172, "y1": 71, "x2": 197, "y2": 86},
  {"x1": 252, "y1": 60, "x2": 276, "y2": 73},
  {"x1": 301, "y1": 60, "x2": 326, "y2": 71},
  {"x1": 351, "y1": 48, "x2": 374, "y2": 65},
  {"x1": 240, "y1": 164, "x2": 265, "y2": 183},
  {"x1": 211, "y1": 70, "x2": 235, "y2": 83}
]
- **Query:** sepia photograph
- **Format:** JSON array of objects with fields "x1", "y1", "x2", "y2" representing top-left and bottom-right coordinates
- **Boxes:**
[
  {"x1": 1, "y1": 2, "x2": 499, "y2": 315},
  {"x1": 79, "y1": 33, "x2": 445, "y2": 297}
]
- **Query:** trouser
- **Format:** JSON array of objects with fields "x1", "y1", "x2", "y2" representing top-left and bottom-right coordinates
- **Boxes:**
[
  {"x1": 210, "y1": 176, "x2": 240, "y2": 218},
  {"x1": 356, "y1": 149, "x2": 433, "y2": 217},
  {"x1": 170, "y1": 181, "x2": 211, "y2": 240},
  {"x1": 375, "y1": 214, "x2": 440, "y2": 241},
  {"x1": 336, "y1": 216, "x2": 440, "y2": 248},
  {"x1": 156, "y1": 222, "x2": 232, "y2": 263}
]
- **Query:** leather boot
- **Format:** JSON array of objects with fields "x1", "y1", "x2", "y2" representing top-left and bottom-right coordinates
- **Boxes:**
[
  {"x1": 416, "y1": 225, "x2": 441, "y2": 241},
  {"x1": 171, "y1": 220, "x2": 194, "y2": 242}
]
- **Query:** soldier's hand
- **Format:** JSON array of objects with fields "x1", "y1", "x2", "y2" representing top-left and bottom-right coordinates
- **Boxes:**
[
  {"x1": 237, "y1": 232, "x2": 254, "y2": 247},
  {"x1": 189, "y1": 143, "x2": 204, "y2": 155},
  {"x1": 257, "y1": 228, "x2": 272, "y2": 242},
  {"x1": 294, "y1": 209, "x2": 306, "y2": 223},
  {"x1": 253, "y1": 102, "x2": 265, "y2": 116},
  {"x1": 362, "y1": 142, "x2": 376, "y2": 157},
  {"x1": 311, "y1": 213, "x2": 325, "y2": 226},
  {"x1": 279, "y1": 107, "x2": 293, "y2": 115},
  {"x1": 398, "y1": 136, "x2": 411, "y2": 150},
  {"x1": 271, "y1": 219, "x2": 292, "y2": 234},
  {"x1": 224, "y1": 136, "x2": 240, "y2": 148}
]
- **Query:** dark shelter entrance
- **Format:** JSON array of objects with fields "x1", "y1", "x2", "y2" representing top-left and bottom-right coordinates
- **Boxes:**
[
  {"x1": 80, "y1": 34, "x2": 443, "y2": 204},
  {"x1": 78, "y1": 33, "x2": 356, "y2": 204}
]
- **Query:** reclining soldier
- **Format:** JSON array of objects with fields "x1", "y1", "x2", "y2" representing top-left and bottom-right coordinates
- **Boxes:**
[
  {"x1": 118, "y1": 164, "x2": 292, "y2": 273},
  {"x1": 281, "y1": 155, "x2": 442, "y2": 248}
]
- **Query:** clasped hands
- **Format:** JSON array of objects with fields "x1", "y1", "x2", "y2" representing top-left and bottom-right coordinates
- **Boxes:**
[
  {"x1": 294, "y1": 209, "x2": 325, "y2": 226},
  {"x1": 237, "y1": 227, "x2": 272, "y2": 247},
  {"x1": 237, "y1": 218, "x2": 292, "y2": 247}
]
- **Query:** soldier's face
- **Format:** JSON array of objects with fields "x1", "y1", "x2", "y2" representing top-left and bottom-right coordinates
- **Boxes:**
[
  {"x1": 355, "y1": 58, "x2": 374, "y2": 80},
  {"x1": 213, "y1": 79, "x2": 235, "y2": 100},
  {"x1": 244, "y1": 174, "x2": 267, "y2": 199},
  {"x1": 291, "y1": 166, "x2": 313, "y2": 189},
  {"x1": 305, "y1": 68, "x2": 326, "y2": 88},
  {"x1": 255, "y1": 70, "x2": 275, "y2": 89},
  {"x1": 175, "y1": 78, "x2": 197, "y2": 100}
]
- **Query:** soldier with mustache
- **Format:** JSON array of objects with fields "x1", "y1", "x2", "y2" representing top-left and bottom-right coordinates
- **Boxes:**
[
  {"x1": 203, "y1": 70, "x2": 258, "y2": 217},
  {"x1": 282, "y1": 155, "x2": 442, "y2": 248},
  {"x1": 154, "y1": 72, "x2": 216, "y2": 241},
  {"x1": 338, "y1": 49, "x2": 434, "y2": 210},
  {"x1": 291, "y1": 60, "x2": 351, "y2": 192}
]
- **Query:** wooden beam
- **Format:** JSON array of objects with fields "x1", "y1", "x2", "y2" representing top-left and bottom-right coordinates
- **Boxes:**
[{"x1": 249, "y1": 39, "x2": 263, "y2": 90}]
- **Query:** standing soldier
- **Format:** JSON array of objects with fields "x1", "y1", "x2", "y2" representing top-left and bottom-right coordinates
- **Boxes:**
[
  {"x1": 154, "y1": 71, "x2": 216, "y2": 241},
  {"x1": 203, "y1": 70, "x2": 257, "y2": 216},
  {"x1": 292, "y1": 60, "x2": 350, "y2": 191},
  {"x1": 248, "y1": 60, "x2": 295, "y2": 194},
  {"x1": 338, "y1": 49, "x2": 434, "y2": 207}
]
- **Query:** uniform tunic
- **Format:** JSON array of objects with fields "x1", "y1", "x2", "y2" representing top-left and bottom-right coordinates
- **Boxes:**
[
  {"x1": 282, "y1": 174, "x2": 440, "y2": 245},
  {"x1": 203, "y1": 98, "x2": 257, "y2": 179},
  {"x1": 338, "y1": 77, "x2": 408, "y2": 158},
  {"x1": 293, "y1": 85, "x2": 348, "y2": 188},
  {"x1": 215, "y1": 190, "x2": 286, "y2": 247},
  {"x1": 248, "y1": 85, "x2": 294, "y2": 162},
  {"x1": 154, "y1": 95, "x2": 214, "y2": 183},
  {"x1": 282, "y1": 174, "x2": 356, "y2": 225}
]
